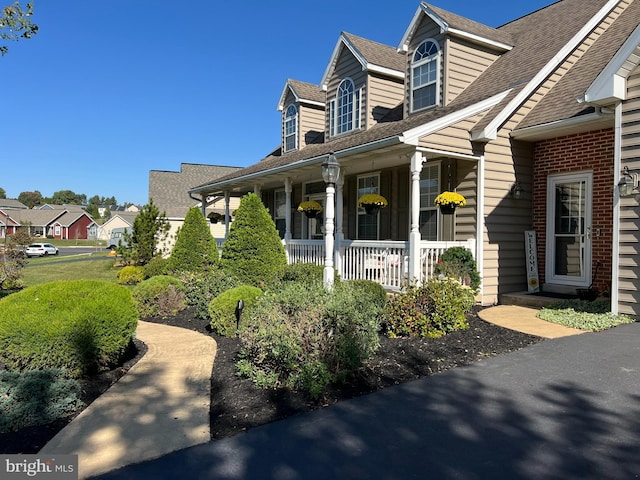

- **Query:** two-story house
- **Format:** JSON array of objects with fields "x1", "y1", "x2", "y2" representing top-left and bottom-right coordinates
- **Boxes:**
[{"x1": 189, "y1": 0, "x2": 640, "y2": 316}]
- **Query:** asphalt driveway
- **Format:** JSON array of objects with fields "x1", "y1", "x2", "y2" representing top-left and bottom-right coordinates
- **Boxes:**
[{"x1": 95, "y1": 322, "x2": 640, "y2": 480}]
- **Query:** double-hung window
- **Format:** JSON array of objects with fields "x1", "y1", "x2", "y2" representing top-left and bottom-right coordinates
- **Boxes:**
[
  {"x1": 419, "y1": 163, "x2": 440, "y2": 240},
  {"x1": 330, "y1": 78, "x2": 360, "y2": 137},
  {"x1": 284, "y1": 104, "x2": 298, "y2": 152},
  {"x1": 411, "y1": 40, "x2": 439, "y2": 112},
  {"x1": 357, "y1": 174, "x2": 380, "y2": 240}
]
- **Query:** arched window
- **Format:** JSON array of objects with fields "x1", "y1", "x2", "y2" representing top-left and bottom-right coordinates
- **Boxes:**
[
  {"x1": 330, "y1": 78, "x2": 360, "y2": 136},
  {"x1": 411, "y1": 39, "x2": 439, "y2": 112},
  {"x1": 284, "y1": 104, "x2": 298, "y2": 152}
]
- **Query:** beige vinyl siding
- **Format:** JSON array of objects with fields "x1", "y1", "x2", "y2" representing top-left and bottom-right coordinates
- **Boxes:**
[
  {"x1": 419, "y1": 112, "x2": 488, "y2": 156},
  {"x1": 404, "y1": 18, "x2": 443, "y2": 118},
  {"x1": 444, "y1": 38, "x2": 500, "y2": 105},
  {"x1": 618, "y1": 67, "x2": 640, "y2": 316},
  {"x1": 325, "y1": 48, "x2": 367, "y2": 138},
  {"x1": 366, "y1": 72, "x2": 404, "y2": 127},
  {"x1": 299, "y1": 103, "x2": 325, "y2": 148}
]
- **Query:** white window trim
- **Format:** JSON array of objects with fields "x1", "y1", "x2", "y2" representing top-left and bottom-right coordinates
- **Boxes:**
[
  {"x1": 410, "y1": 38, "x2": 440, "y2": 113},
  {"x1": 284, "y1": 104, "x2": 298, "y2": 152},
  {"x1": 330, "y1": 77, "x2": 361, "y2": 138}
]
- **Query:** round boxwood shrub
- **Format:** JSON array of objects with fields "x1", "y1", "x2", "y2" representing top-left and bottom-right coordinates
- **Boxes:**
[
  {"x1": 220, "y1": 193, "x2": 287, "y2": 287},
  {"x1": 143, "y1": 256, "x2": 169, "y2": 279},
  {"x1": 208, "y1": 285, "x2": 263, "y2": 337},
  {"x1": 132, "y1": 275, "x2": 185, "y2": 318},
  {"x1": 0, "y1": 280, "x2": 139, "y2": 377},
  {"x1": 347, "y1": 279, "x2": 387, "y2": 312},
  {"x1": 117, "y1": 265, "x2": 145, "y2": 285},
  {"x1": 435, "y1": 246, "x2": 481, "y2": 292}
]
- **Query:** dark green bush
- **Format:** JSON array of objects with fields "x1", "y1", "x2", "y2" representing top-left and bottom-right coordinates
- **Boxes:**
[
  {"x1": 435, "y1": 246, "x2": 481, "y2": 292},
  {"x1": 347, "y1": 279, "x2": 388, "y2": 312},
  {"x1": 221, "y1": 193, "x2": 287, "y2": 287},
  {"x1": 383, "y1": 278, "x2": 475, "y2": 338},
  {"x1": 208, "y1": 285, "x2": 263, "y2": 337},
  {"x1": 281, "y1": 262, "x2": 325, "y2": 284},
  {"x1": 117, "y1": 265, "x2": 145, "y2": 285},
  {"x1": 143, "y1": 256, "x2": 169, "y2": 279},
  {"x1": 179, "y1": 270, "x2": 242, "y2": 320},
  {"x1": 0, "y1": 281, "x2": 139, "y2": 377},
  {"x1": 132, "y1": 275, "x2": 185, "y2": 318},
  {"x1": 167, "y1": 207, "x2": 219, "y2": 274},
  {"x1": 237, "y1": 282, "x2": 381, "y2": 398},
  {"x1": 0, "y1": 369, "x2": 82, "y2": 433}
]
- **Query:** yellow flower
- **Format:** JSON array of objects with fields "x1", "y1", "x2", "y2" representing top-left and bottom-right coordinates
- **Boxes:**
[
  {"x1": 434, "y1": 191, "x2": 466, "y2": 207},
  {"x1": 357, "y1": 194, "x2": 388, "y2": 208},
  {"x1": 297, "y1": 200, "x2": 323, "y2": 213}
]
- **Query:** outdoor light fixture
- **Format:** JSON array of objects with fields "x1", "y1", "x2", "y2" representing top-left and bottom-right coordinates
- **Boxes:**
[
  {"x1": 618, "y1": 166, "x2": 639, "y2": 197},
  {"x1": 510, "y1": 182, "x2": 523, "y2": 199},
  {"x1": 322, "y1": 152, "x2": 341, "y2": 185}
]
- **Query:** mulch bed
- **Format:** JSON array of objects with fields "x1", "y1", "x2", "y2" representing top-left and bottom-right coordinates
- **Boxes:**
[{"x1": 0, "y1": 306, "x2": 541, "y2": 453}]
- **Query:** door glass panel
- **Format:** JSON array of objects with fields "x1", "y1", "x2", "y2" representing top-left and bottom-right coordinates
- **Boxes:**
[{"x1": 553, "y1": 181, "x2": 585, "y2": 278}]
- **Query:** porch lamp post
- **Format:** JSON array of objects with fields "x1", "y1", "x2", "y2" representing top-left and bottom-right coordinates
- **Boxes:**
[{"x1": 322, "y1": 152, "x2": 340, "y2": 290}]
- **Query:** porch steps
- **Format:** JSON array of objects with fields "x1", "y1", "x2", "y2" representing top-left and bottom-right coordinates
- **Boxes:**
[{"x1": 498, "y1": 291, "x2": 576, "y2": 309}]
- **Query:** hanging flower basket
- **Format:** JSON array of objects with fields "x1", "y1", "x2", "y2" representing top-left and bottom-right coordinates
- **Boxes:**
[
  {"x1": 358, "y1": 193, "x2": 388, "y2": 215},
  {"x1": 207, "y1": 212, "x2": 225, "y2": 224},
  {"x1": 434, "y1": 191, "x2": 466, "y2": 215},
  {"x1": 297, "y1": 200, "x2": 323, "y2": 218}
]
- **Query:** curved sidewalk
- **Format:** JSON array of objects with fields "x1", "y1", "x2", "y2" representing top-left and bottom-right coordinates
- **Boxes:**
[{"x1": 40, "y1": 321, "x2": 217, "y2": 480}]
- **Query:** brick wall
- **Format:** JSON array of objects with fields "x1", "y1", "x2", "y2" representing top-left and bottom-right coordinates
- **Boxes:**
[{"x1": 533, "y1": 128, "x2": 614, "y2": 294}]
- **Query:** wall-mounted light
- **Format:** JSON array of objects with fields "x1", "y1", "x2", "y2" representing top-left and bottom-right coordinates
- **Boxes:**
[
  {"x1": 510, "y1": 182, "x2": 523, "y2": 199},
  {"x1": 618, "y1": 166, "x2": 639, "y2": 197}
]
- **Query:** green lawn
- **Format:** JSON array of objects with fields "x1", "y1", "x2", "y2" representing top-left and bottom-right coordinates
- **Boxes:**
[{"x1": 22, "y1": 253, "x2": 119, "y2": 286}]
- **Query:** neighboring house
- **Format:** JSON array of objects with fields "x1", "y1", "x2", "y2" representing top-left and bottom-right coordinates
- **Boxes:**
[
  {"x1": 0, "y1": 199, "x2": 28, "y2": 211},
  {"x1": 1, "y1": 205, "x2": 97, "y2": 240},
  {"x1": 0, "y1": 200, "x2": 28, "y2": 238},
  {"x1": 189, "y1": 0, "x2": 640, "y2": 316},
  {"x1": 98, "y1": 212, "x2": 138, "y2": 241},
  {"x1": 149, "y1": 163, "x2": 242, "y2": 254}
]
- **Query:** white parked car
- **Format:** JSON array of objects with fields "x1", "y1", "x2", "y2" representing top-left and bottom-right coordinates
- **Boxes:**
[{"x1": 25, "y1": 242, "x2": 59, "y2": 257}]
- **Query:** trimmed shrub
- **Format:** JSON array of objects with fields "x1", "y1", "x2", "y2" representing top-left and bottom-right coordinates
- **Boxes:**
[
  {"x1": 221, "y1": 193, "x2": 287, "y2": 287},
  {"x1": 0, "y1": 369, "x2": 82, "y2": 433},
  {"x1": 281, "y1": 262, "x2": 325, "y2": 284},
  {"x1": 179, "y1": 270, "x2": 242, "y2": 320},
  {"x1": 383, "y1": 278, "x2": 475, "y2": 338},
  {"x1": 167, "y1": 207, "x2": 219, "y2": 274},
  {"x1": 347, "y1": 279, "x2": 387, "y2": 312},
  {"x1": 143, "y1": 256, "x2": 169, "y2": 279},
  {"x1": 132, "y1": 275, "x2": 185, "y2": 318},
  {"x1": 117, "y1": 265, "x2": 145, "y2": 285},
  {"x1": 0, "y1": 281, "x2": 139, "y2": 377},
  {"x1": 208, "y1": 285, "x2": 263, "y2": 337},
  {"x1": 435, "y1": 247, "x2": 481, "y2": 292},
  {"x1": 237, "y1": 282, "x2": 381, "y2": 398}
]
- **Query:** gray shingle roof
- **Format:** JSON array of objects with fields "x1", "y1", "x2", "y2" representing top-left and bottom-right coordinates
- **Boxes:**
[
  {"x1": 287, "y1": 80, "x2": 325, "y2": 105},
  {"x1": 342, "y1": 32, "x2": 406, "y2": 73}
]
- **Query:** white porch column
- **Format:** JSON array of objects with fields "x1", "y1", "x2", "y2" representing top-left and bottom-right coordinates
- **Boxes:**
[
  {"x1": 334, "y1": 176, "x2": 344, "y2": 278},
  {"x1": 409, "y1": 151, "x2": 423, "y2": 283},
  {"x1": 224, "y1": 191, "x2": 231, "y2": 238},
  {"x1": 284, "y1": 178, "x2": 292, "y2": 243},
  {"x1": 324, "y1": 182, "x2": 336, "y2": 289}
]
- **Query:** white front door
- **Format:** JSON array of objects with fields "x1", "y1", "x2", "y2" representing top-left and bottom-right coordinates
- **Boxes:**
[{"x1": 545, "y1": 172, "x2": 593, "y2": 288}]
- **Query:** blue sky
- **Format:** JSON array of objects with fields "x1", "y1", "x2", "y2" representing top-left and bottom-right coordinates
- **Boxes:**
[{"x1": 3, "y1": 0, "x2": 553, "y2": 206}]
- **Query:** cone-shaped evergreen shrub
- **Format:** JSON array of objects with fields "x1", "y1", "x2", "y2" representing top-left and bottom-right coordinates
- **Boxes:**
[
  {"x1": 167, "y1": 207, "x2": 219, "y2": 273},
  {"x1": 221, "y1": 193, "x2": 287, "y2": 287}
]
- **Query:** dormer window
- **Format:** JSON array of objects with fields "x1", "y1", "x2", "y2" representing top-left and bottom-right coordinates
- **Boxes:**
[
  {"x1": 284, "y1": 104, "x2": 298, "y2": 152},
  {"x1": 411, "y1": 39, "x2": 440, "y2": 112},
  {"x1": 330, "y1": 78, "x2": 361, "y2": 137}
]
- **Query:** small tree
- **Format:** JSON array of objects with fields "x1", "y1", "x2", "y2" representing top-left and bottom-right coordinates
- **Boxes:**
[
  {"x1": 167, "y1": 207, "x2": 219, "y2": 273},
  {"x1": 121, "y1": 199, "x2": 169, "y2": 265},
  {"x1": 221, "y1": 193, "x2": 287, "y2": 287}
]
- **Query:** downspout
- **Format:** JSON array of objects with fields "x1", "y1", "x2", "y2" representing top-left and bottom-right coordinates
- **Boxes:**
[
  {"x1": 477, "y1": 154, "x2": 486, "y2": 304},
  {"x1": 611, "y1": 102, "x2": 623, "y2": 315}
]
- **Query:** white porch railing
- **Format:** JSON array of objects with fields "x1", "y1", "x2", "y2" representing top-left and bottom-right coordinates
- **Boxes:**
[{"x1": 284, "y1": 238, "x2": 476, "y2": 290}]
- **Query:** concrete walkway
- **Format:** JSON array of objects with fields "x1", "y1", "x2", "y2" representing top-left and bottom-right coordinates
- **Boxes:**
[
  {"x1": 478, "y1": 305, "x2": 585, "y2": 338},
  {"x1": 40, "y1": 321, "x2": 217, "y2": 479}
]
